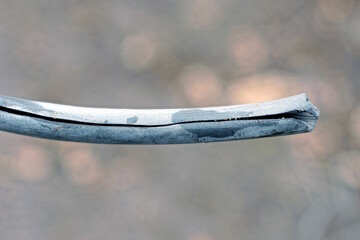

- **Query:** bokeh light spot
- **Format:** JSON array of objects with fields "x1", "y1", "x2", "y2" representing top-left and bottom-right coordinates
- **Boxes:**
[
  {"x1": 179, "y1": 64, "x2": 222, "y2": 106},
  {"x1": 61, "y1": 148, "x2": 104, "y2": 187},
  {"x1": 10, "y1": 145, "x2": 52, "y2": 183},
  {"x1": 227, "y1": 73, "x2": 299, "y2": 104},
  {"x1": 316, "y1": 0, "x2": 355, "y2": 24},
  {"x1": 227, "y1": 26, "x2": 269, "y2": 73},
  {"x1": 120, "y1": 33, "x2": 157, "y2": 70},
  {"x1": 183, "y1": 0, "x2": 223, "y2": 30}
]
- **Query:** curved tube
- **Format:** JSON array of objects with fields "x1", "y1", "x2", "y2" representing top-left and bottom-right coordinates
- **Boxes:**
[{"x1": 0, "y1": 93, "x2": 319, "y2": 144}]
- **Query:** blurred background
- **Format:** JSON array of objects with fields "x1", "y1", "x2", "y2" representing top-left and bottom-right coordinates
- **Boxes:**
[{"x1": 0, "y1": 0, "x2": 359, "y2": 239}]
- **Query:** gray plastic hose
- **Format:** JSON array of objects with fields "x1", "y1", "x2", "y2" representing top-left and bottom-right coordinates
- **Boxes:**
[{"x1": 0, "y1": 93, "x2": 319, "y2": 144}]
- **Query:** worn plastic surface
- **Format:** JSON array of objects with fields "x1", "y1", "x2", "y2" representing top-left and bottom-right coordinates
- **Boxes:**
[{"x1": 0, "y1": 93, "x2": 319, "y2": 144}]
